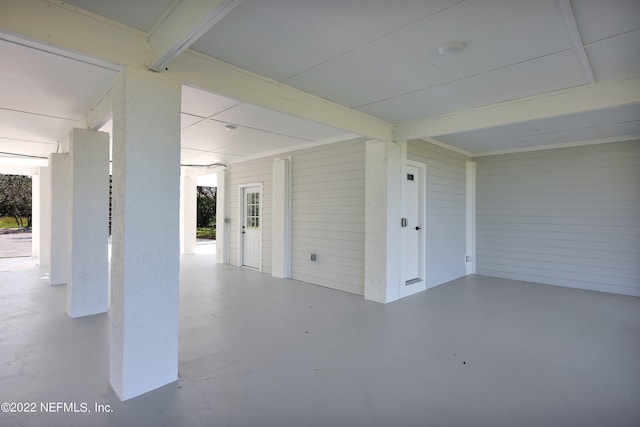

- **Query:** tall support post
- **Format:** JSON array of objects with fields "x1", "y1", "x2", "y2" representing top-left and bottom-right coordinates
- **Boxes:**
[
  {"x1": 67, "y1": 128, "x2": 110, "y2": 318},
  {"x1": 465, "y1": 160, "x2": 477, "y2": 275},
  {"x1": 180, "y1": 173, "x2": 197, "y2": 254},
  {"x1": 31, "y1": 173, "x2": 40, "y2": 258},
  {"x1": 272, "y1": 157, "x2": 291, "y2": 278},
  {"x1": 215, "y1": 168, "x2": 228, "y2": 264},
  {"x1": 109, "y1": 67, "x2": 181, "y2": 401},
  {"x1": 364, "y1": 140, "x2": 402, "y2": 303},
  {"x1": 49, "y1": 153, "x2": 70, "y2": 285},
  {"x1": 38, "y1": 165, "x2": 51, "y2": 267}
]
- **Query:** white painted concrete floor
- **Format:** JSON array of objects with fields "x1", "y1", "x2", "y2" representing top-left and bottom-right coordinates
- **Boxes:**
[{"x1": 1, "y1": 252, "x2": 639, "y2": 427}]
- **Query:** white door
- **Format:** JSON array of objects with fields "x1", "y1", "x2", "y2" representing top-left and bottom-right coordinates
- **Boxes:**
[
  {"x1": 242, "y1": 186, "x2": 261, "y2": 269},
  {"x1": 400, "y1": 163, "x2": 425, "y2": 297}
]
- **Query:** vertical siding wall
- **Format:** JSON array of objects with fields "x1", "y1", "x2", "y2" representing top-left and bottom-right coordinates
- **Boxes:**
[
  {"x1": 407, "y1": 140, "x2": 469, "y2": 288},
  {"x1": 227, "y1": 139, "x2": 366, "y2": 294},
  {"x1": 476, "y1": 140, "x2": 640, "y2": 297}
]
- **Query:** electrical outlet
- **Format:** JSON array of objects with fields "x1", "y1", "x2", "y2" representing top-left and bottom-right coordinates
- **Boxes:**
[{"x1": 309, "y1": 253, "x2": 318, "y2": 262}]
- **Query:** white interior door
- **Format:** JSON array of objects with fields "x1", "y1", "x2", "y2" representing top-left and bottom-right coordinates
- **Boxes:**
[
  {"x1": 400, "y1": 163, "x2": 425, "y2": 297},
  {"x1": 242, "y1": 186, "x2": 261, "y2": 269}
]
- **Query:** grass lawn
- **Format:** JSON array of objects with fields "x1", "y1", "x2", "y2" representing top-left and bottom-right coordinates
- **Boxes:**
[
  {"x1": 196, "y1": 227, "x2": 216, "y2": 240},
  {"x1": 0, "y1": 217, "x2": 29, "y2": 229}
]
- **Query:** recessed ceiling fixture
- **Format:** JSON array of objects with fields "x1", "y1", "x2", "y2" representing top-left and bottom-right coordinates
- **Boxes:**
[
  {"x1": 438, "y1": 41, "x2": 465, "y2": 55},
  {"x1": 224, "y1": 124, "x2": 237, "y2": 131}
]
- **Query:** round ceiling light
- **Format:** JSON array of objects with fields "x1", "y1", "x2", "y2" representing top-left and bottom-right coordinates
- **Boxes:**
[
  {"x1": 224, "y1": 124, "x2": 237, "y2": 131},
  {"x1": 438, "y1": 41, "x2": 466, "y2": 55}
]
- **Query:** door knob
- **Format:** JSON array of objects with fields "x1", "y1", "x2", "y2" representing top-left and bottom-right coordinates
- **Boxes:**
[{"x1": 415, "y1": 226, "x2": 421, "y2": 230}]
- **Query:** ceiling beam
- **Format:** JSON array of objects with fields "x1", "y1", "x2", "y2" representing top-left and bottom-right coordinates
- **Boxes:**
[
  {"x1": 166, "y1": 51, "x2": 392, "y2": 141},
  {"x1": 147, "y1": 0, "x2": 243, "y2": 72},
  {"x1": 0, "y1": 0, "x2": 147, "y2": 68},
  {"x1": 394, "y1": 74, "x2": 640, "y2": 141},
  {"x1": 0, "y1": 164, "x2": 44, "y2": 175},
  {"x1": 79, "y1": 89, "x2": 112, "y2": 131},
  {"x1": 559, "y1": 0, "x2": 595, "y2": 84},
  {"x1": 0, "y1": 0, "x2": 392, "y2": 141}
]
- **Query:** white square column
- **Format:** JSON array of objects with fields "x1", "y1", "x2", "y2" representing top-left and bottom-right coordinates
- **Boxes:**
[
  {"x1": 465, "y1": 160, "x2": 476, "y2": 275},
  {"x1": 215, "y1": 169, "x2": 228, "y2": 264},
  {"x1": 180, "y1": 174, "x2": 197, "y2": 254},
  {"x1": 31, "y1": 174, "x2": 40, "y2": 258},
  {"x1": 364, "y1": 140, "x2": 402, "y2": 303},
  {"x1": 110, "y1": 67, "x2": 181, "y2": 401},
  {"x1": 272, "y1": 157, "x2": 290, "y2": 278},
  {"x1": 38, "y1": 165, "x2": 52, "y2": 267},
  {"x1": 50, "y1": 153, "x2": 70, "y2": 285},
  {"x1": 67, "y1": 128, "x2": 110, "y2": 318}
]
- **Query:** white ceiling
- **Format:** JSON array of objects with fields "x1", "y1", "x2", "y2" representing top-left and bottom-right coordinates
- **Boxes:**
[
  {"x1": 436, "y1": 103, "x2": 640, "y2": 153},
  {"x1": 177, "y1": 84, "x2": 352, "y2": 165},
  {"x1": 1, "y1": 0, "x2": 639, "y2": 169},
  {"x1": 0, "y1": 36, "x2": 118, "y2": 159}
]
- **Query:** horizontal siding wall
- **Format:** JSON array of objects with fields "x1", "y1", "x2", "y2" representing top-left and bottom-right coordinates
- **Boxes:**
[
  {"x1": 290, "y1": 140, "x2": 366, "y2": 295},
  {"x1": 227, "y1": 139, "x2": 366, "y2": 295},
  {"x1": 407, "y1": 140, "x2": 469, "y2": 288},
  {"x1": 228, "y1": 157, "x2": 273, "y2": 273},
  {"x1": 476, "y1": 140, "x2": 640, "y2": 296}
]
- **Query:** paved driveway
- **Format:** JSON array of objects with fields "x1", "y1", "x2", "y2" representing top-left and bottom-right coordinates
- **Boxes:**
[{"x1": 0, "y1": 229, "x2": 32, "y2": 258}]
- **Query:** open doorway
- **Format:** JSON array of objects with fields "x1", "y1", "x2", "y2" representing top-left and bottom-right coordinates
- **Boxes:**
[
  {"x1": 197, "y1": 186, "x2": 216, "y2": 238},
  {"x1": 194, "y1": 173, "x2": 217, "y2": 255},
  {"x1": 0, "y1": 174, "x2": 32, "y2": 261},
  {"x1": 196, "y1": 185, "x2": 216, "y2": 255}
]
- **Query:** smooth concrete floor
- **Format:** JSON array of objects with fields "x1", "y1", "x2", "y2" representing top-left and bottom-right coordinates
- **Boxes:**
[{"x1": 1, "y1": 253, "x2": 639, "y2": 427}]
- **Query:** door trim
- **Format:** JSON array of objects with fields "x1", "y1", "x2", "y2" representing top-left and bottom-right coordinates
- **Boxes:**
[
  {"x1": 400, "y1": 160, "x2": 426, "y2": 298},
  {"x1": 237, "y1": 182, "x2": 263, "y2": 271}
]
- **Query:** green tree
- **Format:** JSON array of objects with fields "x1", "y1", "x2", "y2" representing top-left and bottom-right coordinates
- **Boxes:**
[
  {"x1": 196, "y1": 186, "x2": 216, "y2": 228},
  {"x1": 0, "y1": 174, "x2": 32, "y2": 227}
]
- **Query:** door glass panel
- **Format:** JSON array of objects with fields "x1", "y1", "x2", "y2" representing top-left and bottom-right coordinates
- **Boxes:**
[{"x1": 245, "y1": 191, "x2": 260, "y2": 229}]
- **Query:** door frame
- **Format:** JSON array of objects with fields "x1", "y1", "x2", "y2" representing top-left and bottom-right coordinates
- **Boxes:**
[
  {"x1": 237, "y1": 182, "x2": 263, "y2": 271},
  {"x1": 400, "y1": 159, "x2": 427, "y2": 298}
]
